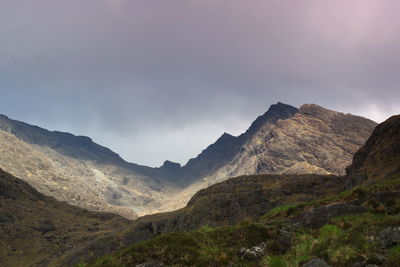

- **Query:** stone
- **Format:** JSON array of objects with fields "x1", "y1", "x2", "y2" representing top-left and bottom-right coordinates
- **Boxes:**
[
  {"x1": 273, "y1": 229, "x2": 292, "y2": 253},
  {"x1": 378, "y1": 226, "x2": 400, "y2": 248},
  {"x1": 293, "y1": 202, "x2": 367, "y2": 228}
]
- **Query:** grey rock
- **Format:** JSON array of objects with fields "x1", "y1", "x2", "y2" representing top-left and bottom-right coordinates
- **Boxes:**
[
  {"x1": 274, "y1": 229, "x2": 292, "y2": 253},
  {"x1": 240, "y1": 242, "x2": 267, "y2": 261},
  {"x1": 293, "y1": 202, "x2": 367, "y2": 228},
  {"x1": 302, "y1": 258, "x2": 330, "y2": 267},
  {"x1": 378, "y1": 226, "x2": 400, "y2": 248}
]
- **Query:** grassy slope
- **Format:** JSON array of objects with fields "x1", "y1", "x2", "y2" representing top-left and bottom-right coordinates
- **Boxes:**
[{"x1": 83, "y1": 175, "x2": 400, "y2": 267}]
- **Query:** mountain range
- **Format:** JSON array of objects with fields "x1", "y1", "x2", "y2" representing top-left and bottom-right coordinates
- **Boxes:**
[
  {"x1": 0, "y1": 103, "x2": 377, "y2": 218},
  {"x1": 0, "y1": 107, "x2": 399, "y2": 266}
]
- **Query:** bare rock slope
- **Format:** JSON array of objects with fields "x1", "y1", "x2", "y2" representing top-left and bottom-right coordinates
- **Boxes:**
[{"x1": 0, "y1": 115, "x2": 178, "y2": 218}]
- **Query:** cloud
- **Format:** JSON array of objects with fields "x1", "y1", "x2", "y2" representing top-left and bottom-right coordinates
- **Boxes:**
[{"x1": 0, "y1": 0, "x2": 399, "y2": 166}]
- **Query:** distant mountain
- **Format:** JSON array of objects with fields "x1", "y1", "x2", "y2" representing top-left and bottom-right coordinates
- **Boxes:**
[
  {"x1": 0, "y1": 103, "x2": 377, "y2": 217},
  {"x1": 178, "y1": 102, "x2": 299, "y2": 183},
  {"x1": 0, "y1": 115, "x2": 179, "y2": 219},
  {"x1": 0, "y1": 168, "x2": 130, "y2": 267},
  {"x1": 157, "y1": 103, "x2": 377, "y2": 212}
]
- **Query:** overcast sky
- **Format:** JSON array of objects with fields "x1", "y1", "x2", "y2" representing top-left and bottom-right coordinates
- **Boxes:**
[{"x1": 1, "y1": 0, "x2": 400, "y2": 167}]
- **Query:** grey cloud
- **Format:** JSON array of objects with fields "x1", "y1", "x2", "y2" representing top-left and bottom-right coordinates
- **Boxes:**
[{"x1": 0, "y1": 0, "x2": 399, "y2": 166}]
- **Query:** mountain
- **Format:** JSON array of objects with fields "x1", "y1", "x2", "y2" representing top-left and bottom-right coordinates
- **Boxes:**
[
  {"x1": 79, "y1": 112, "x2": 400, "y2": 267},
  {"x1": 1, "y1": 108, "x2": 398, "y2": 267},
  {"x1": 0, "y1": 103, "x2": 377, "y2": 217},
  {"x1": 0, "y1": 115, "x2": 178, "y2": 219},
  {"x1": 178, "y1": 102, "x2": 299, "y2": 183},
  {"x1": 156, "y1": 103, "x2": 377, "y2": 212},
  {"x1": 0, "y1": 168, "x2": 130, "y2": 267}
]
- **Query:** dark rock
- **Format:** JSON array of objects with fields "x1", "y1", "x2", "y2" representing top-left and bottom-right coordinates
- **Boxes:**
[
  {"x1": 293, "y1": 202, "x2": 367, "y2": 228},
  {"x1": 351, "y1": 261, "x2": 366, "y2": 267},
  {"x1": 378, "y1": 226, "x2": 400, "y2": 248},
  {"x1": 272, "y1": 229, "x2": 292, "y2": 253},
  {"x1": 366, "y1": 253, "x2": 387, "y2": 265},
  {"x1": 301, "y1": 258, "x2": 330, "y2": 267}
]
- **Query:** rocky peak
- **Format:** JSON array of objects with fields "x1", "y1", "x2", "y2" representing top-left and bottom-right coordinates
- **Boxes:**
[
  {"x1": 160, "y1": 160, "x2": 182, "y2": 170},
  {"x1": 244, "y1": 102, "x2": 298, "y2": 138}
]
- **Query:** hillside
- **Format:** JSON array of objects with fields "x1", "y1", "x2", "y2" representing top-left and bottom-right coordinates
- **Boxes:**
[
  {"x1": 81, "y1": 111, "x2": 400, "y2": 267},
  {"x1": 0, "y1": 115, "x2": 178, "y2": 218},
  {"x1": 0, "y1": 168, "x2": 130, "y2": 267}
]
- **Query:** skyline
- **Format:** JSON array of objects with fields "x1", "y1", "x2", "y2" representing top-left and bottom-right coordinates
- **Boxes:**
[{"x1": 1, "y1": 0, "x2": 400, "y2": 166}]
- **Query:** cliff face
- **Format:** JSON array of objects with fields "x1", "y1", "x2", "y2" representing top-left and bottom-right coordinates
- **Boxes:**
[{"x1": 347, "y1": 114, "x2": 400, "y2": 185}]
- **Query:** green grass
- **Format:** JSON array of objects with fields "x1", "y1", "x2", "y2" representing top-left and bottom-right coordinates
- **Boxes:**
[
  {"x1": 261, "y1": 212, "x2": 400, "y2": 266},
  {"x1": 261, "y1": 175, "x2": 400, "y2": 222},
  {"x1": 260, "y1": 204, "x2": 300, "y2": 221},
  {"x1": 86, "y1": 222, "x2": 274, "y2": 266}
]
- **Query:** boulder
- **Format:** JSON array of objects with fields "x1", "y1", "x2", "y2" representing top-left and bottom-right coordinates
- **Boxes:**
[
  {"x1": 378, "y1": 226, "x2": 400, "y2": 248},
  {"x1": 293, "y1": 202, "x2": 367, "y2": 228},
  {"x1": 239, "y1": 242, "x2": 267, "y2": 261},
  {"x1": 273, "y1": 229, "x2": 292, "y2": 253}
]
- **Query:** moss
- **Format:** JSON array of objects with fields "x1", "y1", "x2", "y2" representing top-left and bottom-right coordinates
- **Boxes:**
[
  {"x1": 260, "y1": 204, "x2": 299, "y2": 221},
  {"x1": 387, "y1": 245, "x2": 400, "y2": 266}
]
